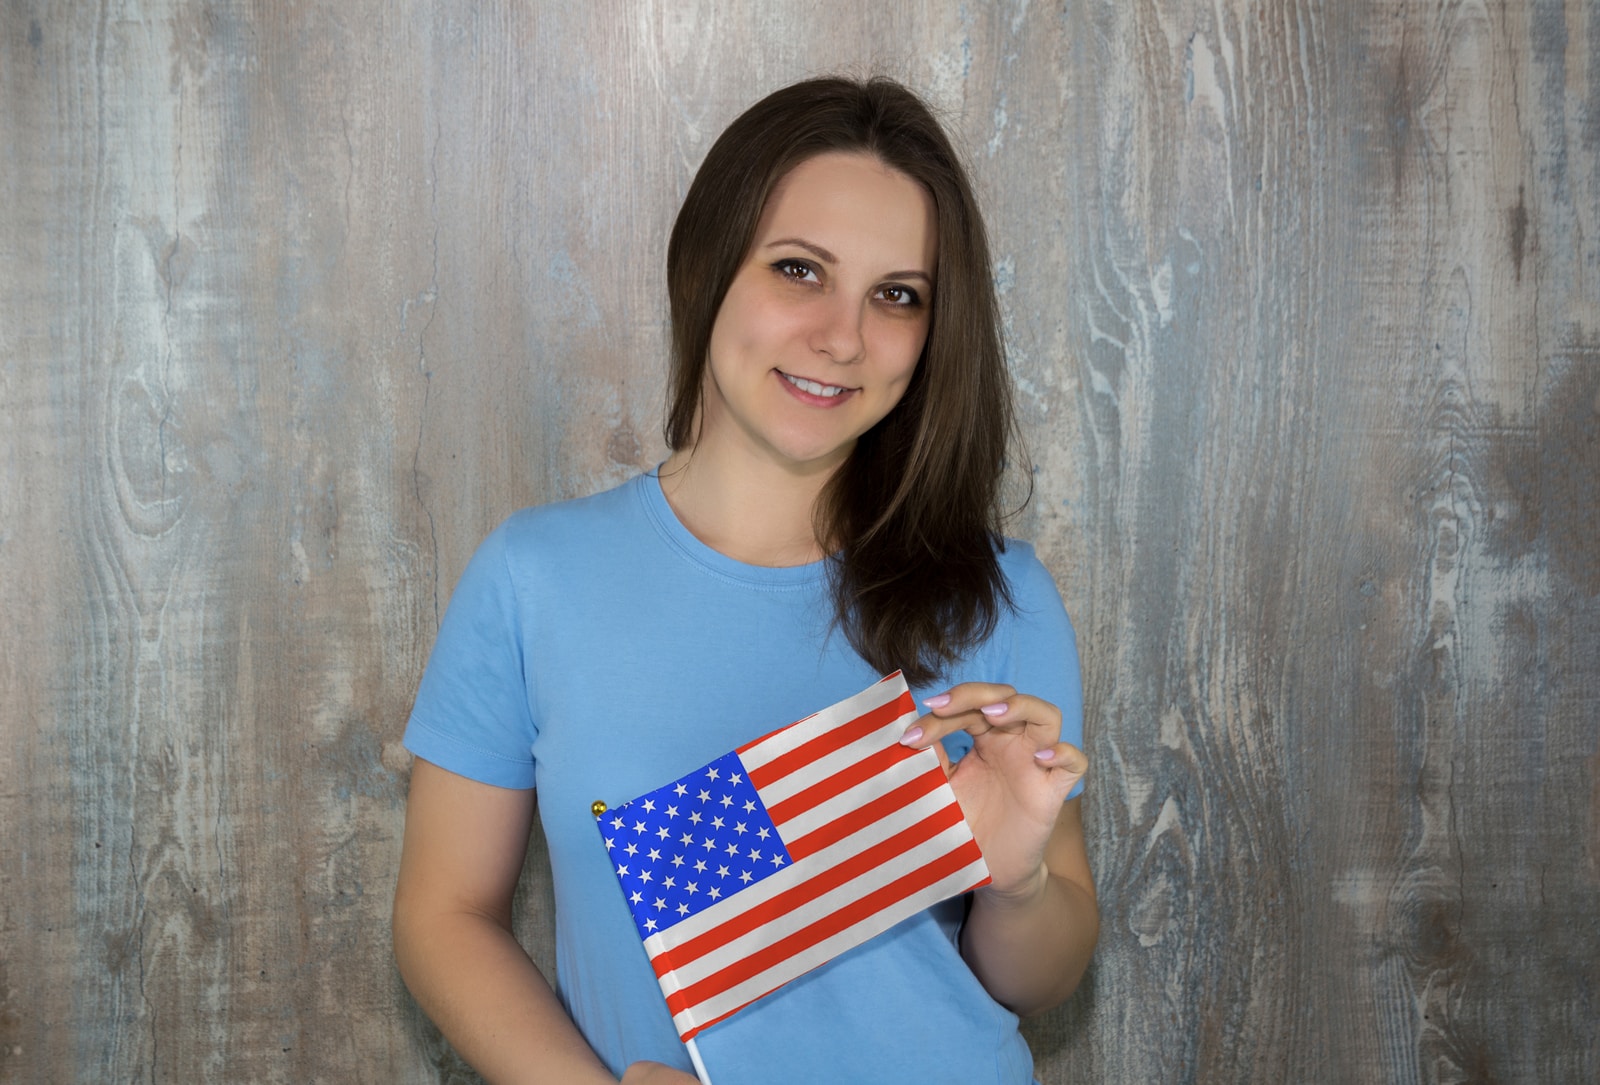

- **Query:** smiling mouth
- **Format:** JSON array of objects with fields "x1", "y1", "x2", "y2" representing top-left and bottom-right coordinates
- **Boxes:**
[{"x1": 780, "y1": 371, "x2": 854, "y2": 398}]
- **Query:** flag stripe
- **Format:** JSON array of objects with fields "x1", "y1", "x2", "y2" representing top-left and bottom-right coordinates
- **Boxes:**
[
  {"x1": 663, "y1": 841, "x2": 987, "y2": 1025},
  {"x1": 764, "y1": 741, "x2": 924, "y2": 826},
  {"x1": 652, "y1": 820, "x2": 987, "y2": 994},
  {"x1": 783, "y1": 765, "x2": 949, "y2": 861},
  {"x1": 648, "y1": 800, "x2": 967, "y2": 976},
  {"x1": 671, "y1": 855, "x2": 989, "y2": 1040},
  {"x1": 748, "y1": 708, "x2": 918, "y2": 810},
  {"x1": 736, "y1": 673, "x2": 909, "y2": 767},
  {"x1": 743, "y1": 690, "x2": 916, "y2": 789},
  {"x1": 774, "y1": 751, "x2": 938, "y2": 849}
]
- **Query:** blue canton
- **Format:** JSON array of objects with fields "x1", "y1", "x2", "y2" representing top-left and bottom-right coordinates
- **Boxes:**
[{"x1": 600, "y1": 751, "x2": 793, "y2": 940}]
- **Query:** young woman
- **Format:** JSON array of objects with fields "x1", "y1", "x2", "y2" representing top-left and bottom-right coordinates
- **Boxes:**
[{"x1": 393, "y1": 76, "x2": 1097, "y2": 1085}]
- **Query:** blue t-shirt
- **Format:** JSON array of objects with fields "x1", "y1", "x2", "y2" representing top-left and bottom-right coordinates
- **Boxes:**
[{"x1": 404, "y1": 473, "x2": 1084, "y2": 1084}]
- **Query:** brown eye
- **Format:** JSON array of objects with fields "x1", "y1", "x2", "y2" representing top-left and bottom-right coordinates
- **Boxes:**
[
  {"x1": 772, "y1": 259, "x2": 819, "y2": 284},
  {"x1": 878, "y1": 284, "x2": 921, "y2": 307}
]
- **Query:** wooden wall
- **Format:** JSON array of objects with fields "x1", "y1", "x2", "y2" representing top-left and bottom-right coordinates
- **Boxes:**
[{"x1": 2, "y1": 2, "x2": 1595, "y2": 1081}]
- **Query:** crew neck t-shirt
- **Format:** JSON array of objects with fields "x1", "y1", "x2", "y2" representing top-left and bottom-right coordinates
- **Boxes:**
[{"x1": 404, "y1": 472, "x2": 1084, "y2": 1084}]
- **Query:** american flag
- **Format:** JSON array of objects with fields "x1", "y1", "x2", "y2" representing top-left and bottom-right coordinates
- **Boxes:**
[{"x1": 597, "y1": 672, "x2": 990, "y2": 1041}]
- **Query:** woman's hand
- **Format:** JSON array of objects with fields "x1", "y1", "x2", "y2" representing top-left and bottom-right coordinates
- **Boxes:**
[
  {"x1": 899, "y1": 683, "x2": 1087, "y2": 898},
  {"x1": 620, "y1": 1061, "x2": 702, "y2": 1084}
]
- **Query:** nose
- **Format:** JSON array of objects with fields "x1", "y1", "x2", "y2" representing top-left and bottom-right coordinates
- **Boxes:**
[{"x1": 810, "y1": 292, "x2": 866, "y2": 365}]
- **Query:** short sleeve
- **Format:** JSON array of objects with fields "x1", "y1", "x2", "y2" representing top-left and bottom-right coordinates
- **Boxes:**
[{"x1": 403, "y1": 520, "x2": 539, "y2": 789}]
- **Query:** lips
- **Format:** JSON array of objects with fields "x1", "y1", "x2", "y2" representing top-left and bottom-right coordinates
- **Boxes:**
[{"x1": 779, "y1": 371, "x2": 853, "y2": 398}]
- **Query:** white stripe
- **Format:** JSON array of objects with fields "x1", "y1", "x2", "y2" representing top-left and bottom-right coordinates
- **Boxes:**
[
  {"x1": 770, "y1": 752, "x2": 938, "y2": 842},
  {"x1": 641, "y1": 787, "x2": 960, "y2": 956},
  {"x1": 751, "y1": 707, "x2": 921, "y2": 809},
  {"x1": 652, "y1": 820, "x2": 983, "y2": 995},
  {"x1": 738, "y1": 673, "x2": 910, "y2": 773},
  {"x1": 668, "y1": 857, "x2": 989, "y2": 1037}
]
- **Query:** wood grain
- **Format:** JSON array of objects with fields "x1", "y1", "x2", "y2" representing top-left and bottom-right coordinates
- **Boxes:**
[{"x1": 1, "y1": 2, "x2": 1594, "y2": 1082}]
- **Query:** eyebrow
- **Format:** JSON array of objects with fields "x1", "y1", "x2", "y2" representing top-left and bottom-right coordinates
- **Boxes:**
[{"x1": 764, "y1": 236, "x2": 934, "y2": 284}]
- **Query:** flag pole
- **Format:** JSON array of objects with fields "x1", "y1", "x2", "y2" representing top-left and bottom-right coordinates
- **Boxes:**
[{"x1": 686, "y1": 1037, "x2": 712, "y2": 1085}]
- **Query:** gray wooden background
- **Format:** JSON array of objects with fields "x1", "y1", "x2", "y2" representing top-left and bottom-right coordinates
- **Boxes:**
[{"x1": 2, "y1": 2, "x2": 1596, "y2": 1082}]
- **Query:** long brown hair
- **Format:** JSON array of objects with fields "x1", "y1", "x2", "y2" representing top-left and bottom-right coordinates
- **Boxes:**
[{"x1": 665, "y1": 76, "x2": 1020, "y2": 687}]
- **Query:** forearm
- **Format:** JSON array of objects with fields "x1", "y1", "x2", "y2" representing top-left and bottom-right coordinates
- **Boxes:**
[
  {"x1": 393, "y1": 905, "x2": 616, "y2": 1085},
  {"x1": 960, "y1": 865, "x2": 1100, "y2": 1016}
]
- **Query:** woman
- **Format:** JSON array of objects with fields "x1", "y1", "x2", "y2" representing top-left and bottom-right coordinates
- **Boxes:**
[{"x1": 393, "y1": 76, "x2": 1097, "y2": 1084}]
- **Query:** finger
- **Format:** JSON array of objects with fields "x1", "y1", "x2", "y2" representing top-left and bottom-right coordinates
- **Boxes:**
[
  {"x1": 920, "y1": 682, "x2": 1018, "y2": 717},
  {"x1": 1032, "y1": 742, "x2": 1088, "y2": 790},
  {"x1": 902, "y1": 692, "x2": 1061, "y2": 752}
]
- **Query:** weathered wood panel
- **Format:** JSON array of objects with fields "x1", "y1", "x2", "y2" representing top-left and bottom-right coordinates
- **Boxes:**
[{"x1": 1, "y1": 2, "x2": 1594, "y2": 1082}]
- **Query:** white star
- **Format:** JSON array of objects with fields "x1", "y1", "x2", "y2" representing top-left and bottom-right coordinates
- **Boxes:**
[
  {"x1": 702, "y1": 836, "x2": 717, "y2": 851},
  {"x1": 633, "y1": 821, "x2": 647, "y2": 834},
  {"x1": 719, "y1": 794, "x2": 734, "y2": 808},
  {"x1": 680, "y1": 832, "x2": 695, "y2": 845},
  {"x1": 748, "y1": 848, "x2": 761, "y2": 862},
  {"x1": 673, "y1": 783, "x2": 687, "y2": 797},
  {"x1": 604, "y1": 837, "x2": 615, "y2": 849},
  {"x1": 616, "y1": 864, "x2": 629, "y2": 876},
  {"x1": 739, "y1": 870, "x2": 754, "y2": 883},
  {"x1": 666, "y1": 805, "x2": 679, "y2": 819},
  {"x1": 653, "y1": 897, "x2": 666, "y2": 911},
  {"x1": 716, "y1": 865, "x2": 730, "y2": 878},
  {"x1": 624, "y1": 843, "x2": 638, "y2": 857},
  {"x1": 725, "y1": 842, "x2": 740, "y2": 856},
  {"x1": 647, "y1": 848, "x2": 661, "y2": 862},
  {"x1": 611, "y1": 816, "x2": 624, "y2": 829},
  {"x1": 757, "y1": 827, "x2": 771, "y2": 840},
  {"x1": 729, "y1": 772, "x2": 743, "y2": 785},
  {"x1": 689, "y1": 811, "x2": 703, "y2": 825},
  {"x1": 677, "y1": 902, "x2": 690, "y2": 916},
  {"x1": 709, "y1": 887, "x2": 722, "y2": 900},
  {"x1": 770, "y1": 854, "x2": 785, "y2": 867},
  {"x1": 656, "y1": 826, "x2": 670, "y2": 839},
  {"x1": 686, "y1": 881, "x2": 699, "y2": 895},
  {"x1": 697, "y1": 789, "x2": 712, "y2": 803},
  {"x1": 645, "y1": 918, "x2": 658, "y2": 931},
  {"x1": 692, "y1": 858, "x2": 705, "y2": 872},
  {"x1": 629, "y1": 891, "x2": 642, "y2": 904},
  {"x1": 743, "y1": 800, "x2": 756, "y2": 813},
  {"x1": 711, "y1": 816, "x2": 725, "y2": 830},
  {"x1": 638, "y1": 870, "x2": 653, "y2": 884},
  {"x1": 642, "y1": 799, "x2": 656, "y2": 813},
  {"x1": 733, "y1": 822, "x2": 747, "y2": 835},
  {"x1": 707, "y1": 767, "x2": 720, "y2": 780},
  {"x1": 671, "y1": 854, "x2": 685, "y2": 868},
  {"x1": 663, "y1": 876, "x2": 676, "y2": 889}
]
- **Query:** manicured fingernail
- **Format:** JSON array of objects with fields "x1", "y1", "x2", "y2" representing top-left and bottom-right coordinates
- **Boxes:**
[
  {"x1": 980, "y1": 703, "x2": 1008, "y2": 717},
  {"x1": 899, "y1": 726, "x2": 924, "y2": 746},
  {"x1": 1034, "y1": 748, "x2": 1057, "y2": 762},
  {"x1": 923, "y1": 693, "x2": 951, "y2": 709}
]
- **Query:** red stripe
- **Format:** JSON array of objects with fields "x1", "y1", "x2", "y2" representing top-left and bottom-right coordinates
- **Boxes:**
[
  {"x1": 662, "y1": 839, "x2": 986, "y2": 1019},
  {"x1": 784, "y1": 767, "x2": 948, "y2": 861},
  {"x1": 745, "y1": 691, "x2": 916, "y2": 789},
  {"x1": 764, "y1": 742, "x2": 920, "y2": 826},
  {"x1": 650, "y1": 802, "x2": 966, "y2": 977}
]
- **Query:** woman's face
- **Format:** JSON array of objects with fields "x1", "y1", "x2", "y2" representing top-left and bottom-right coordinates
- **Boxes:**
[{"x1": 696, "y1": 151, "x2": 937, "y2": 479}]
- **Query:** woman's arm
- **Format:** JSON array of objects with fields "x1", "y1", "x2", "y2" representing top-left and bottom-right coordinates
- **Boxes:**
[
  {"x1": 903, "y1": 684, "x2": 1098, "y2": 1016},
  {"x1": 394, "y1": 760, "x2": 639, "y2": 1084},
  {"x1": 959, "y1": 797, "x2": 1098, "y2": 1014}
]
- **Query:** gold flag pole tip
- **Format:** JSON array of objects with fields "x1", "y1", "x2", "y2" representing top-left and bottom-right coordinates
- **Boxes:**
[{"x1": 591, "y1": 800, "x2": 607, "y2": 819}]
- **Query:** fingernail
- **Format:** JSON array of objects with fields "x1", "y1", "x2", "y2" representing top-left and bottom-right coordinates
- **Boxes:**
[
  {"x1": 1034, "y1": 748, "x2": 1056, "y2": 762},
  {"x1": 980, "y1": 703, "x2": 1008, "y2": 717},
  {"x1": 899, "y1": 726, "x2": 924, "y2": 746},
  {"x1": 923, "y1": 693, "x2": 951, "y2": 709}
]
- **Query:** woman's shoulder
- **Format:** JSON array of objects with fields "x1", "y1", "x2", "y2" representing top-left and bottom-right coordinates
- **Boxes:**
[
  {"x1": 487, "y1": 473, "x2": 649, "y2": 551},
  {"x1": 996, "y1": 536, "x2": 1060, "y2": 598}
]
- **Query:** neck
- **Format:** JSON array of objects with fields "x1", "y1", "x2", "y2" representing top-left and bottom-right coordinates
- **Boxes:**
[{"x1": 658, "y1": 447, "x2": 836, "y2": 567}]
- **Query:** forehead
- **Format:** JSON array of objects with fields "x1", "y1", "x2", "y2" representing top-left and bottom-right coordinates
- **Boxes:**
[{"x1": 754, "y1": 152, "x2": 937, "y2": 268}]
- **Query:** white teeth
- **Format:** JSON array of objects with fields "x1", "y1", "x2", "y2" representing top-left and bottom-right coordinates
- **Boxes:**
[{"x1": 783, "y1": 373, "x2": 846, "y2": 397}]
